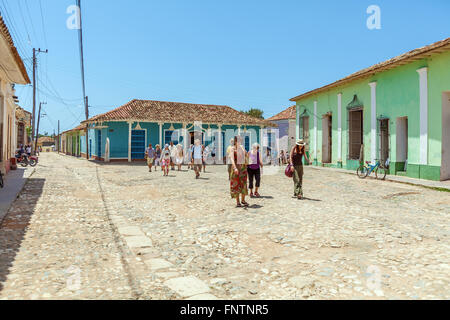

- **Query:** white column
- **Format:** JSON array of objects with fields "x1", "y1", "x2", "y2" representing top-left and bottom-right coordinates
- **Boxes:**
[
  {"x1": 313, "y1": 101, "x2": 318, "y2": 160},
  {"x1": 369, "y1": 82, "x2": 377, "y2": 164},
  {"x1": 128, "y1": 121, "x2": 132, "y2": 162},
  {"x1": 337, "y1": 93, "x2": 342, "y2": 162},
  {"x1": 217, "y1": 124, "x2": 223, "y2": 163},
  {"x1": 417, "y1": 67, "x2": 428, "y2": 165},
  {"x1": 158, "y1": 122, "x2": 162, "y2": 147},
  {"x1": 183, "y1": 123, "x2": 188, "y2": 151}
]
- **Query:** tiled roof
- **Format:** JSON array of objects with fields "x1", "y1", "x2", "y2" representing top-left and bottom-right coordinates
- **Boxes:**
[
  {"x1": 267, "y1": 105, "x2": 296, "y2": 121},
  {"x1": 15, "y1": 106, "x2": 31, "y2": 121},
  {"x1": 0, "y1": 15, "x2": 31, "y2": 84},
  {"x1": 38, "y1": 136, "x2": 55, "y2": 144},
  {"x1": 290, "y1": 37, "x2": 450, "y2": 101},
  {"x1": 83, "y1": 99, "x2": 275, "y2": 127}
]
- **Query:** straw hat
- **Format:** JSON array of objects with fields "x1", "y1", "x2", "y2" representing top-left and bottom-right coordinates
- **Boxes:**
[{"x1": 296, "y1": 139, "x2": 306, "y2": 146}]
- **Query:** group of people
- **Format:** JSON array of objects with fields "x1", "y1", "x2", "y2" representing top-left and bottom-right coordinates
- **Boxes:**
[
  {"x1": 15, "y1": 144, "x2": 32, "y2": 159},
  {"x1": 145, "y1": 140, "x2": 211, "y2": 178},
  {"x1": 227, "y1": 136, "x2": 311, "y2": 207},
  {"x1": 144, "y1": 136, "x2": 311, "y2": 207}
]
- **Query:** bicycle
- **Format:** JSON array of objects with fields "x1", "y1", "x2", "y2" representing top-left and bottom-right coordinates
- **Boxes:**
[{"x1": 357, "y1": 159, "x2": 389, "y2": 180}]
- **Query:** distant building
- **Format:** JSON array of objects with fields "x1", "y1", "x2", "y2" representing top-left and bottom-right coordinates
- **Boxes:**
[
  {"x1": 0, "y1": 16, "x2": 31, "y2": 173},
  {"x1": 75, "y1": 99, "x2": 274, "y2": 162},
  {"x1": 267, "y1": 105, "x2": 297, "y2": 154},
  {"x1": 15, "y1": 106, "x2": 31, "y2": 148},
  {"x1": 290, "y1": 37, "x2": 450, "y2": 181},
  {"x1": 37, "y1": 136, "x2": 55, "y2": 153}
]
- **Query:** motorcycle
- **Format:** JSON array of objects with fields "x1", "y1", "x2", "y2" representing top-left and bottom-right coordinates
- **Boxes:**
[{"x1": 16, "y1": 153, "x2": 38, "y2": 167}]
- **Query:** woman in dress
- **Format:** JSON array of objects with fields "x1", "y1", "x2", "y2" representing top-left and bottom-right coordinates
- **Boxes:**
[
  {"x1": 175, "y1": 144, "x2": 184, "y2": 171},
  {"x1": 154, "y1": 145, "x2": 162, "y2": 171},
  {"x1": 160, "y1": 144, "x2": 171, "y2": 176},
  {"x1": 248, "y1": 143, "x2": 263, "y2": 198},
  {"x1": 230, "y1": 136, "x2": 249, "y2": 207},
  {"x1": 289, "y1": 139, "x2": 311, "y2": 199}
]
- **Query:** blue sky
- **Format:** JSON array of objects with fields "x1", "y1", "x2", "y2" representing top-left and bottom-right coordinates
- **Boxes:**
[{"x1": 1, "y1": 0, "x2": 449, "y2": 134}]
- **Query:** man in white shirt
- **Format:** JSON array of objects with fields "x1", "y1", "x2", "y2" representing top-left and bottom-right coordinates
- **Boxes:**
[
  {"x1": 168, "y1": 141, "x2": 177, "y2": 171},
  {"x1": 191, "y1": 139, "x2": 203, "y2": 179}
]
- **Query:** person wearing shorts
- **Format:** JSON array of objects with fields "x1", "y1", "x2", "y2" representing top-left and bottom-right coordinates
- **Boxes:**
[
  {"x1": 160, "y1": 144, "x2": 171, "y2": 176},
  {"x1": 145, "y1": 144, "x2": 155, "y2": 172},
  {"x1": 191, "y1": 139, "x2": 203, "y2": 179}
]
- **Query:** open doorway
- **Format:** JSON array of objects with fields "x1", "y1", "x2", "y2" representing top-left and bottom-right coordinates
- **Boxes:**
[
  {"x1": 379, "y1": 118, "x2": 390, "y2": 166},
  {"x1": 322, "y1": 114, "x2": 332, "y2": 163},
  {"x1": 396, "y1": 117, "x2": 408, "y2": 171},
  {"x1": 442, "y1": 92, "x2": 450, "y2": 180}
]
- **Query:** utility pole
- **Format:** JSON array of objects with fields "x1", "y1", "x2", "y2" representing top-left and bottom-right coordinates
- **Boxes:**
[
  {"x1": 77, "y1": 0, "x2": 89, "y2": 159},
  {"x1": 34, "y1": 102, "x2": 47, "y2": 154},
  {"x1": 32, "y1": 48, "x2": 48, "y2": 155},
  {"x1": 57, "y1": 120, "x2": 60, "y2": 154}
]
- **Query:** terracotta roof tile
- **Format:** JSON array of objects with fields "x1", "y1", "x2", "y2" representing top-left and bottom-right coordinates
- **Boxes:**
[
  {"x1": 267, "y1": 105, "x2": 296, "y2": 121},
  {"x1": 0, "y1": 15, "x2": 31, "y2": 84},
  {"x1": 83, "y1": 100, "x2": 275, "y2": 127},
  {"x1": 290, "y1": 37, "x2": 450, "y2": 101}
]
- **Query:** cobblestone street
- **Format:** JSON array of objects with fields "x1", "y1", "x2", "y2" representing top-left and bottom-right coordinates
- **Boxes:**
[{"x1": 0, "y1": 153, "x2": 449, "y2": 300}]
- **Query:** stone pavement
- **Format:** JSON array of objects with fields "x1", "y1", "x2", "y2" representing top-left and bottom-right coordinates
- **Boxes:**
[
  {"x1": 310, "y1": 165, "x2": 450, "y2": 191},
  {"x1": 0, "y1": 167, "x2": 35, "y2": 224},
  {"x1": 0, "y1": 152, "x2": 448, "y2": 300}
]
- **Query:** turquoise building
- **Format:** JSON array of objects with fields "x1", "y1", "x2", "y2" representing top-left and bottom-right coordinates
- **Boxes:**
[{"x1": 79, "y1": 99, "x2": 274, "y2": 162}]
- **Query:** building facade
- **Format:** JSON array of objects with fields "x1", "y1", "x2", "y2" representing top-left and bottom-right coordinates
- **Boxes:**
[
  {"x1": 15, "y1": 106, "x2": 31, "y2": 148},
  {"x1": 290, "y1": 38, "x2": 450, "y2": 181},
  {"x1": 77, "y1": 100, "x2": 274, "y2": 163},
  {"x1": 267, "y1": 105, "x2": 297, "y2": 154},
  {"x1": 0, "y1": 16, "x2": 31, "y2": 173}
]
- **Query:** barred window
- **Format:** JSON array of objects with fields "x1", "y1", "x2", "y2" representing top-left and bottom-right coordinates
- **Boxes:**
[{"x1": 348, "y1": 109, "x2": 363, "y2": 160}]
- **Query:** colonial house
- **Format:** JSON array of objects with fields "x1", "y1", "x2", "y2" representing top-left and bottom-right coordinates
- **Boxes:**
[
  {"x1": 0, "y1": 16, "x2": 31, "y2": 173},
  {"x1": 58, "y1": 125, "x2": 84, "y2": 157},
  {"x1": 78, "y1": 99, "x2": 275, "y2": 162},
  {"x1": 37, "y1": 136, "x2": 55, "y2": 153},
  {"x1": 290, "y1": 37, "x2": 450, "y2": 181},
  {"x1": 15, "y1": 105, "x2": 31, "y2": 148},
  {"x1": 267, "y1": 105, "x2": 297, "y2": 154}
]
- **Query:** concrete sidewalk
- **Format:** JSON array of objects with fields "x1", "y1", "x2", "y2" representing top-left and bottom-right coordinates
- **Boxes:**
[
  {"x1": 0, "y1": 167, "x2": 35, "y2": 224},
  {"x1": 309, "y1": 165, "x2": 450, "y2": 191}
]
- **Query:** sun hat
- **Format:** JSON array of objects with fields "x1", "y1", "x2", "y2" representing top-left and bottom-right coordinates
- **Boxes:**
[{"x1": 296, "y1": 139, "x2": 306, "y2": 146}]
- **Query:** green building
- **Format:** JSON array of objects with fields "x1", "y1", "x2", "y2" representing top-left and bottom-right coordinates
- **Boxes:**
[{"x1": 290, "y1": 37, "x2": 450, "y2": 181}]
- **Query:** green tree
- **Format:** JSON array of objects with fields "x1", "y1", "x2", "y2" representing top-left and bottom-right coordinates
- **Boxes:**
[{"x1": 241, "y1": 108, "x2": 264, "y2": 119}]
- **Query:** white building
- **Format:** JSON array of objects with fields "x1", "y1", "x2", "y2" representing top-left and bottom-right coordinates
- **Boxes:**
[{"x1": 0, "y1": 15, "x2": 31, "y2": 173}]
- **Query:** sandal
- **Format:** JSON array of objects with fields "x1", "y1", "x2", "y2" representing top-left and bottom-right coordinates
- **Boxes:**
[
  {"x1": 254, "y1": 192, "x2": 260, "y2": 198},
  {"x1": 236, "y1": 203, "x2": 242, "y2": 208},
  {"x1": 241, "y1": 201, "x2": 249, "y2": 207}
]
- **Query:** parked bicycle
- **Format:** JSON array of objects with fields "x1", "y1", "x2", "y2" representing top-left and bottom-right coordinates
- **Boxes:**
[{"x1": 357, "y1": 159, "x2": 389, "y2": 180}]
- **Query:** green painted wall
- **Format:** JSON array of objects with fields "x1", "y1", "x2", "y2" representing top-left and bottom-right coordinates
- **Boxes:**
[{"x1": 295, "y1": 50, "x2": 450, "y2": 181}]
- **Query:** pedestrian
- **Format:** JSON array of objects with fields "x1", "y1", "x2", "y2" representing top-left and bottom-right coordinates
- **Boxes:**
[
  {"x1": 202, "y1": 145, "x2": 208, "y2": 173},
  {"x1": 145, "y1": 144, "x2": 155, "y2": 172},
  {"x1": 175, "y1": 144, "x2": 184, "y2": 171},
  {"x1": 248, "y1": 143, "x2": 263, "y2": 198},
  {"x1": 169, "y1": 141, "x2": 177, "y2": 171},
  {"x1": 154, "y1": 144, "x2": 162, "y2": 170},
  {"x1": 226, "y1": 138, "x2": 234, "y2": 180},
  {"x1": 26, "y1": 144, "x2": 31, "y2": 156},
  {"x1": 187, "y1": 144, "x2": 194, "y2": 170},
  {"x1": 279, "y1": 150, "x2": 285, "y2": 165},
  {"x1": 191, "y1": 139, "x2": 203, "y2": 179},
  {"x1": 230, "y1": 135, "x2": 249, "y2": 207},
  {"x1": 160, "y1": 144, "x2": 171, "y2": 176},
  {"x1": 289, "y1": 139, "x2": 311, "y2": 200}
]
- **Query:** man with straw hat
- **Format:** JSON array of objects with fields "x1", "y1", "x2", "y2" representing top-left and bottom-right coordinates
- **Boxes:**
[{"x1": 289, "y1": 139, "x2": 311, "y2": 200}]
